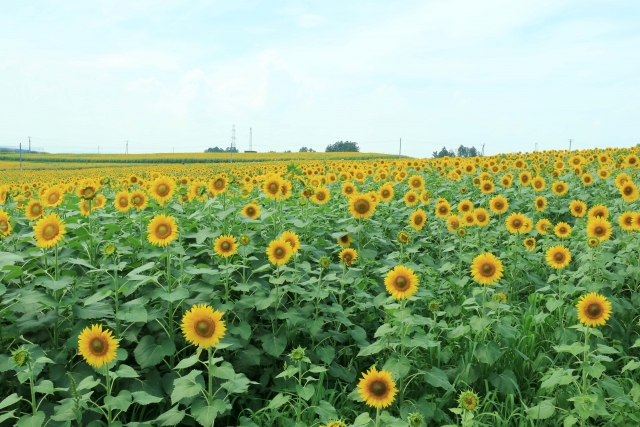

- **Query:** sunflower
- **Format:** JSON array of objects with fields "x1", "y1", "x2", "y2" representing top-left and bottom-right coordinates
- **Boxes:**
[
  {"x1": 551, "y1": 181, "x2": 568, "y2": 196},
  {"x1": 619, "y1": 182, "x2": 639, "y2": 202},
  {"x1": 489, "y1": 195, "x2": 508, "y2": 215},
  {"x1": 337, "y1": 233, "x2": 352, "y2": 247},
  {"x1": 531, "y1": 176, "x2": 546, "y2": 192},
  {"x1": 130, "y1": 190, "x2": 148, "y2": 211},
  {"x1": 523, "y1": 237, "x2": 536, "y2": 252},
  {"x1": 241, "y1": 202, "x2": 261, "y2": 219},
  {"x1": 93, "y1": 194, "x2": 107, "y2": 210},
  {"x1": 263, "y1": 175, "x2": 283, "y2": 200},
  {"x1": 408, "y1": 175, "x2": 424, "y2": 190},
  {"x1": 0, "y1": 210, "x2": 12, "y2": 237},
  {"x1": 519, "y1": 171, "x2": 532, "y2": 186},
  {"x1": 384, "y1": 265, "x2": 419, "y2": 299},
  {"x1": 150, "y1": 176, "x2": 176, "y2": 206},
  {"x1": 114, "y1": 191, "x2": 131, "y2": 213},
  {"x1": 479, "y1": 180, "x2": 495, "y2": 194},
  {"x1": 349, "y1": 194, "x2": 377, "y2": 219},
  {"x1": 588, "y1": 204, "x2": 609, "y2": 220},
  {"x1": 357, "y1": 366, "x2": 397, "y2": 409},
  {"x1": 280, "y1": 231, "x2": 301, "y2": 253},
  {"x1": 619, "y1": 211, "x2": 636, "y2": 231},
  {"x1": 77, "y1": 179, "x2": 100, "y2": 200},
  {"x1": 214, "y1": 235, "x2": 238, "y2": 257},
  {"x1": 311, "y1": 187, "x2": 330, "y2": 204},
  {"x1": 458, "y1": 390, "x2": 480, "y2": 412},
  {"x1": 77, "y1": 324, "x2": 119, "y2": 368},
  {"x1": 341, "y1": 182, "x2": 357, "y2": 197},
  {"x1": 505, "y1": 212, "x2": 528, "y2": 234},
  {"x1": 209, "y1": 175, "x2": 228, "y2": 196},
  {"x1": 266, "y1": 239, "x2": 294, "y2": 266},
  {"x1": 378, "y1": 184, "x2": 394, "y2": 202},
  {"x1": 420, "y1": 190, "x2": 430, "y2": 204},
  {"x1": 473, "y1": 208, "x2": 490, "y2": 227},
  {"x1": 457, "y1": 200, "x2": 473, "y2": 214},
  {"x1": 534, "y1": 196, "x2": 547, "y2": 212},
  {"x1": 545, "y1": 245, "x2": 571, "y2": 269},
  {"x1": 43, "y1": 186, "x2": 64, "y2": 207},
  {"x1": 397, "y1": 231, "x2": 410, "y2": 244},
  {"x1": 404, "y1": 191, "x2": 419, "y2": 206},
  {"x1": 33, "y1": 213, "x2": 66, "y2": 248},
  {"x1": 409, "y1": 209, "x2": 427, "y2": 231},
  {"x1": 446, "y1": 215, "x2": 461, "y2": 231},
  {"x1": 462, "y1": 212, "x2": 475, "y2": 227},
  {"x1": 587, "y1": 236, "x2": 600, "y2": 247},
  {"x1": 146, "y1": 214, "x2": 178, "y2": 247},
  {"x1": 435, "y1": 201, "x2": 451, "y2": 219},
  {"x1": 25, "y1": 199, "x2": 44, "y2": 221},
  {"x1": 470, "y1": 252, "x2": 503, "y2": 285},
  {"x1": 339, "y1": 248, "x2": 358, "y2": 266},
  {"x1": 582, "y1": 173, "x2": 594, "y2": 186},
  {"x1": 536, "y1": 218, "x2": 551, "y2": 235},
  {"x1": 569, "y1": 200, "x2": 587, "y2": 217},
  {"x1": 586, "y1": 217, "x2": 612, "y2": 241},
  {"x1": 576, "y1": 293, "x2": 612, "y2": 327},
  {"x1": 181, "y1": 304, "x2": 226, "y2": 348},
  {"x1": 554, "y1": 222, "x2": 571, "y2": 238}
]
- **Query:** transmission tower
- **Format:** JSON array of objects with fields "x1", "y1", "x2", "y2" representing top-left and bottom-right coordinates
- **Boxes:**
[
  {"x1": 249, "y1": 127, "x2": 252, "y2": 151},
  {"x1": 230, "y1": 125, "x2": 236, "y2": 163}
]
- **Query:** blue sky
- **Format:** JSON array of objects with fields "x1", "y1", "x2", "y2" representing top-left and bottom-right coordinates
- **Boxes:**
[{"x1": 1, "y1": 0, "x2": 639, "y2": 157}]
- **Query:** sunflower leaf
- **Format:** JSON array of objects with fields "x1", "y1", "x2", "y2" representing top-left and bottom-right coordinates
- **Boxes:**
[
  {"x1": 155, "y1": 405, "x2": 186, "y2": 426},
  {"x1": 134, "y1": 335, "x2": 176, "y2": 369},
  {"x1": 171, "y1": 370, "x2": 204, "y2": 404},
  {"x1": 424, "y1": 367, "x2": 454, "y2": 392}
]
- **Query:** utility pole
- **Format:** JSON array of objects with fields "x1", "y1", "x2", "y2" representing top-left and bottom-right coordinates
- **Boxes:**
[
  {"x1": 535, "y1": 142, "x2": 538, "y2": 152},
  {"x1": 249, "y1": 128, "x2": 252, "y2": 151},
  {"x1": 98, "y1": 146, "x2": 100, "y2": 154},
  {"x1": 28, "y1": 136, "x2": 31, "y2": 152},
  {"x1": 399, "y1": 138, "x2": 402, "y2": 157},
  {"x1": 19, "y1": 143, "x2": 22, "y2": 170},
  {"x1": 126, "y1": 141, "x2": 129, "y2": 154},
  {"x1": 481, "y1": 143, "x2": 485, "y2": 156},
  {"x1": 230, "y1": 125, "x2": 236, "y2": 163},
  {"x1": 569, "y1": 139, "x2": 572, "y2": 151}
]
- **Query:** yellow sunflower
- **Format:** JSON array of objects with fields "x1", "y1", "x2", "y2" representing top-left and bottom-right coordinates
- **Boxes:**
[
  {"x1": 114, "y1": 191, "x2": 131, "y2": 213},
  {"x1": 378, "y1": 184, "x2": 394, "y2": 202},
  {"x1": 536, "y1": 219, "x2": 551, "y2": 235},
  {"x1": 0, "y1": 209, "x2": 12, "y2": 237},
  {"x1": 554, "y1": 222, "x2": 572, "y2": 238},
  {"x1": 25, "y1": 199, "x2": 44, "y2": 221},
  {"x1": 77, "y1": 324, "x2": 119, "y2": 368},
  {"x1": 523, "y1": 237, "x2": 536, "y2": 252},
  {"x1": 263, "y1": 175, "x2": 283, "y2": 200},
  {"x1": 619, "y1": 182, "x2": 639, "y2": 202},
  {"x1": 241, "y1": 202, "x2": 261, "y2": 219},
  {"x1": 586, "y1": 217, "x2": 612, "y2": 241},
  {"x1": 551, "y1": 181, "x2": 568, "y2": 196},
  {"x1": 146, "y1": 214, "x2": 178, "y2": 247},
  {"x1": 470, "y1": 252, "x2": 504, "y2": 285},
  {"x1": 458, "y1": 199, "x2": 474, "y2": 214},
  {"x1": 43, "y1": 186, "x2": 64, "y2": 207},
  {"x1": 311, "y1": 187, "x2": 330, "y2": 204},
  {"x1": 150, "y1": 176, "x2": 176, "y2": 206},
  {"x1": 403, "y1": 191, "x2": 419, "y2": 206},
  {"x1": 349, "y1": 194, "x2": 377, "y2": 219},
  {"x1": 337, "y1": 233, "x2": 352, "y2": 247},
  {"x1": 489, "y1": 195, "x2": 508, "y2": 215},
  {"x1": 473, "y1": 208, "x2": 490, "y2": 227},
  {"x1": 576, "y1": 293, "x2": 612, "y2": 327},
  {"x1": 408, "y1": 175, "x2": 424, "y2": 190},
  {"x1": 569, "y1": 200, "x2": 587, "y2": 218},
  {"x1": 341, "y1": 182, "x2": 357, "y2": 197},
  {"x1": 409, "y1": 209, "x2": 427, "y2": 231},
  {"x1": 531, "y1": 176, "x2": 546, "y2": 192},
  {"x1": 545, "y1": 245, "x2": 571, "y2": 269},
  {"x1": 435, "y1": 201, "x2": 451, "y2": 219},
  {"x1": 357, "y1": 366, "x2": 397, "y2": 409},
  {"x1": 214, "y1": 235, "x2": 238, "y2": 257},
  {"x1": 446, "y1": 215, "x2": 461, "y2": 231},
  {"x1": 339, "y1": 248, "x2": 358, "y2": 266},
  {"x1": 181, "y1": 304, "x2": 226, "y2": 348},
  {"x1": 130, "y1": 190, "x2": 148, "y2": 211},
  {"x1": 384, "y1": 265, "x2": 419, "y2": 299},
  {"x1": 479, "y1": 180, "x2": 495, "y2": 194},
  {"x1": 77, "y1": 179, "x2": 100, "y2": 200},
  {"x1": 266, "y1": 239, "x2": 294, "y2": 266},
  {"x1": 209, "y1": 175, "x2": 228, "y2": 196},
  {"x1": 618, "y1": 211, "x2": 636, "y2": 231},
  {"x1": 280, "y1": 231, "x2": 301, "y2": 254},
  {"x1": 534, "y1": 196, "x2": 547, "y2": 212},
  {"x1": 588, "y1": 204, "x2": 609, "y2": 220},
  {"x1": 505, "y1": 212, "x2": 528, "y2": 234},
  {"x1": 33, "y1": 213, "x2": 66, "y2": 248}
]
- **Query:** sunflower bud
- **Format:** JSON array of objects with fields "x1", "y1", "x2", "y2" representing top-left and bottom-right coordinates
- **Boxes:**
[
  {"x1": 407, "y1": 412, "x2": 424, "y2": 427},
  {"x1": 11, "y1": 346, "x2": 30, "y2": 367},
  {"x1": 458, "y1": 390, "x2": 480, "y2": 412},
  {"x1": 289, "y1": 346, "x2": 306, "y2": 362},
  {"x1": 319, "y1": 256, "x2": 330, "y2": 269},
  {"x1": 103, "y1": 242, "x2": 116, "y2": 256}
]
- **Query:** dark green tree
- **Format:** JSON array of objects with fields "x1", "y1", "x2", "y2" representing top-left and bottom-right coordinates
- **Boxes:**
[{"x1": 325, "y1": 141, "x2": 359, "y2": 152}]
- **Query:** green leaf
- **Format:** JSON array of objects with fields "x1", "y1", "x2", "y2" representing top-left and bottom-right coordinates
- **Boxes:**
[
  {"x1": 526, "y1": 399, "x2": 556, "y2": 420},
  {"x1": 155, "y1": 405, "x2": 186, "y2": 426},
  {"x1": 0, "y1": 393, "x2": 20, "y2": 410},
  {"x1": 489, "y1": 370, "x2": 518, "y2": 395},
  {"x1": 171, "y1": 370, "x2": 204, "y2": 404},
  {"x1": 564, "y1": 414, "x2": 578, "y2": 427},
  {"x1": 424, "y1": 367, "x2": 454, "y2": 391},
  {"x1": 581, "y1": 362, "x2": 606, "y2": 378},
  {"x1": 316, "y1": 346, "x2": 335, "y2": 365},
  {"x1": 211, "y1": 361, "x2": 236, "y2": 380},
  {"x1": 0, "y1": 411, "x2": 15, "y2": 425},
  {"x1": 73, "y1": 302, "x2": 114, "y2": 319},
  {"x1": 474, "y1": 341, "x2": 502, "y2": 365},
  {"x1": 314, "y1": 400, "x2": 338, "y2": 422},
  {"x1": 191, "y1": 399, "x2": 226, "y2": 427},
  {"x1": 127, "y1": 262, "x2": 156, "y2": 277},
  {"x1": 16, "y1": 412, "x2": 45, "y2": 427},
  {"x1": 383, "y1": 355, "x2": 411, "y2": 380},
  {"x1": 621, "y1": 360, "x2": 640, "y2": 373},
  {"x1": 33, "y1": 380, "x2": 54, "y2": 394},
  {"x1": 131, "y1": 391, "x2": 163, "y2": 405},
  {"x1": 134, "y1": 335, "x2": 176, "y2": 368},
  {"x1": 540, "y1": 368, "x2": 576, "y2": 390},
  {"x1": 261, "y1": 332, "x2": 287, "y2": 357},
  {"x1": 77, "y1": 376, "x2": 101, "y2": 391},
  {"x1": 352, "y1": 412, "x2": 372, "y2": 427},
  {"x1": 447, "y1": 324, "x2": 470, "y2": 339},
  {"x1": 374, "y1": 323, "x2": 396, "y2": 338},
  {"x1": 114, "y1": 364, "x2": 139, "y2": 378},
  {"x1": 356, "y1": 340, "x2": 386, "y2": 357},
  {"x1": 116, "y1": 303, "x2": 148, "y2": 323},
  {"x1": 174, "y1": 352, "x2": 203, "y2": 370},
  {"x1": 297, "y1": 384, "x2": 315, "y2": 401},
  {"x1": 222, "y1": 373, "x2": 254, "y2": 394},
  {"x1": 104, "y1": 390, "x2": 132, "y2": 412},
  {"x1": 553, "y1": 342, "x2": 589, "y2": 356},
  {"x1": 267, "y1": 393, "x2": 290, "y2": 410}
]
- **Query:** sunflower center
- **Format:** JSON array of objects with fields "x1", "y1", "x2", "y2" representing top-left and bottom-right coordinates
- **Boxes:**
[
  {"x1": 537, "y1": 200, "x2": 544, "y2": 207},
  {"x1": 43, "y1": 224, "x2": 57, "y2": 239},
  {"x1": 316, "y1": 192, "x2": 326, "y2": 200},
  {"x1": 268, "y1": 183, "x2": 279, "y2": 193},
  {"x1": 560, "y1": 227, "x2": 567, "y2": 234},
  {"x1": 119, "y1": 198, "x2": 128, "y2": 207},
  {"x1": 587, "y1": 303, "x2": 602, "y2": 318},
  {"x1": 382, "y1": 190, "x2": 390, "y2": 197},
  {"x1": 196, "y1": 319, "x2": 215, "y2": 338},
  {"x1": 554, "y1": 252, "x2": 565, "y2": 262},
  {"x1": 512, "y1": 219, "x2": 522, "y2": 228},
  {"x1": 0, "y1": 220, "x2": 7, "y2": 231},
  {"x1": 556, "y1": 185, "x2": 563, "y2": 192},
  {"x1": 595, "y1": 226, "x2": 604, "y2": 235},
  {"x1": 215, "y1": 180, "x2": 224, "y2": 189},
  {"x1": 414, "y1": 215, "x2": 423, "y2": 225},
  {"x1": 131, "y1": 177, "x2": 137, "y2": 183},
  {"x1": 370, "y1": 380, "x2": 387, "y2": 397},
  {"x1": 477, "y1": 214, "x2": 486, "y2": 222},
  {"x1": 221, "y1": 241, "x2": 231, "y2": 251},
  {"x1": 32, "y1": 205, "x2": 41, "y2": 214},
  {"x1": 343, "y1": 254, "x2": 353, "y2": 262},
  {"x1": 412, "y1": 180, "x2": 420, "y2": 187},
  {"x1": 340, "y1": 235, "x2": 349, "y2": 243},
  {"x1": 395, "y1": 276, "x2": 409, "y2": 290},
  {"x1": 84, "y1": 188, "x2": 93, "y2": 197},
  {"x1": 90, "y1": 337, "x2": 107, "y2": 355},
  {"x1": 625, "y1": 217, "x2": 633, "y2": 224},
  {"x1": 133, "y1": 196, "x2": 142, "y2": 205},
  {"x1": 275, "y1": 247, "x2": 285, "y2": 257},
  {"x1": 463, "y1": 395, "x2": 476, "y2": 408},
  {"x1": 355, "y1": 200, "x2": 370, "y2": 214},
  {"x1": 439, "y1": 206, "x2": 447, "y2": 214},
  {"x1": 481, "y1": 264, "x2": 494, "y2": 276},
  {"x1": 157, "y1": 184, "x2": 168, "y2": 196},
  {"x1": 247, "y1": 207, "x2": 255, "y2": 215},
  {"x1": 48, "y1": 193, "x2": 59, "y2": 203},
  {"x1": 495, "y1": 202, "x2": 503, "y2": 209},
  {"x1": 624, "y1": 186, "x2": 633, "y2": 195},
  {"x1": 157, "y1": 224, "x2": 170, "y2": 238}
]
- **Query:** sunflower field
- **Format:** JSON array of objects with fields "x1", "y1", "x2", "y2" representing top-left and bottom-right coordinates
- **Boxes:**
[{"x1": 1, "y1": 148, "x2": 640, "y2": 427}]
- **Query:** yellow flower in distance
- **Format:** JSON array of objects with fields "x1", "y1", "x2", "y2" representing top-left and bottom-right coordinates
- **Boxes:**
[
  {"x1": 337, "y1": 233, "x2": 352, "y2": 247},
  {"x1": 576, "y1": 293, "x2": 612, "y2": 327},
  {"x1": 266, "y1": 239, "x2": 293, "y2": 266},
  {"x1": 545, "y1": 245, "x2": 571, "y2": 269},
  {"x1": 147, "y1": 214, "x2": 178, "y2": 247},
  {"x1": 470, "y1": 252, "x2": 504, "y2": 285},
  {"x1": 357, "y1": 366, "x2": 397, "y2": 409},
  {"x1": 33, "y1": 213, "x2": 66, "y2": 248},
  {"x1": 349, "y1": 194, "x2": 376, "y2": 219},
  {"x1": 280, "y1": 231, "x2": 301, "y2": 254},
  {"x1": 78, "y1": 324, "x2": 119, "y2": 368},
  {"x1": 130, "y1": 190, "x2": 148, "y2": 211},
  {"x1": 339, "y1": 248, "x2": 358, "y2": 266},
  {"x1": 214, "y1": 235, "x2": 238, "y2": 257},
  {"x1": 384, "y1": 265, "x2": 419, "y2": 300},
  {"x1": 0, "y1": 209, "x2": 12, "y2": 237},
  {"x1": 150, "y1": 176, "x2": 176, "y2": 206},
  {"x1": 586, "y1": 217, "x2": 612, "y2": 241},
  {"x1": 409, "y1": 209, "x2": 427, "y2": 231},
  {"x1": 181, "y1": 304, "x2": 226, "y2": 348}
]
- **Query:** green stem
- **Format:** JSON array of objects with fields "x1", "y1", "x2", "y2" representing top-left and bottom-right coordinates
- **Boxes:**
[
  {"x1": 208, "y1": 347, "x2": 213, "y2": 405},
  {"x1": 29, "y1": 363, "x2": 37, "y2": 415},
  {"x1": 166, "y1": 245, "x2": 175, "y2": 369}
]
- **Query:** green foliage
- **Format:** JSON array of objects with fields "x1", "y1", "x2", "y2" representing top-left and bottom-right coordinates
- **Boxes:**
[{"x1": 325, "y1": 140, "x2": 360, "y2": 152}]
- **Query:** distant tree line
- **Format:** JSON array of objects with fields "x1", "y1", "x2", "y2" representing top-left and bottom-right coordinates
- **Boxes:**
[
  {"x1": 299, "y1": 147, "x2": 316, "y2": 152},
  {"x1": 204, "y1": 146, "x2": 238, "y2": 153},
  {"x1": 432, "y1": 145, "x2": 481, "y2": 158},
  {"x1": 325, "y1": 141, "x2": 360, "y2": 153}
]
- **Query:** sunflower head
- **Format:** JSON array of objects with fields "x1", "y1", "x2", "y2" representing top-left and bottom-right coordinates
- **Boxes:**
[
  {"x1": 78, "y1": 324, "x2": 119, "y2": 368},
  {"x1": 280, "y1": 231, "x2": 301, "y2": 253},
  {"x1": 288, "y1": 346, "x2": 307, "y2": 362},
  {"x1": 407, "y1": 413, "x2": 424, "y2": 427},
  {"x1": 319, "y1": 256, "x2": 331, "y2": 269},
  {"x1": 181, "y1": 304, "x2": 226, "y2": 348},
  {"x1": 470, "y1": 252, "x2": 504, "y2": 285},
  {"x1": 147, "y1": 214, "x2": 178, "y2": 247},
  {"x1": 545, "y1": 245, "x2": 571, "y2": 269},
  {"x1": 339, "y1": 248, "x2": 358, "y2": 266},
  {"x1": 457, "y1": 227, "x2": 467, "y2": 238},
  {"x1": 428, "y1": 300, "x2": 440, "y2": 312},
  {"x1": 33, "y1": 213, "x2": 66, "y2": 248},
  {"x1": 103, "y1": 242, "x2": 116, "y2": 256},
  {"x1": 576, "y1": 292, "x2": 612, "y2": 327},
  {"x1": 409, "y1": 209, "x2": 427, "y2": 231},
  {"x1": 214, "y1": 235, "x2": 238, "y2": 258},
  {"x1": 587, "y1": 237, "x2": 600, "y2": 248},
  {"x1": 266, "y1": 239, "x2": 294, "y2": 266},
  {"x1": 384, "y1": 265, "x2": 419, "y2": 300},
  {"x1": 239, "y1": 234, "x2": 251, "y2": 246},
  {"x1": 357, "y1": 366, "x2": 398, "y2": 409},
  {"x1": 458, "y1": 390, "x2": 480, "y2": 412},
  {"x1": 337, "y1": 233, "x2": 352, "y2": 248},
  {"x1": 397, "y1": 231, "x2": 410, "y2": 244},
  {"x1": 11, "y1": 346, "x2": 31, "y2": 367}
]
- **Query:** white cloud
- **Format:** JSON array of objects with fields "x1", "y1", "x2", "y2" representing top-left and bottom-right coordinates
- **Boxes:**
[{"x1": 298, "y1": 14, "x2": 325, "y2": 28}]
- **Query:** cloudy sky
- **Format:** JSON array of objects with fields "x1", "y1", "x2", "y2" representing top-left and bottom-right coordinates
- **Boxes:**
[{"x1": 1, "y1": 0, "x2": 639, "y2": 157}]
